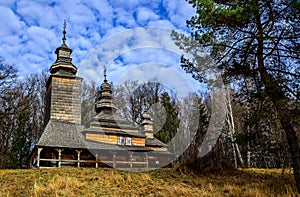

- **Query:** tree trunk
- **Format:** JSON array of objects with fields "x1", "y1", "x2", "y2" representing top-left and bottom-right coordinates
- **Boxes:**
[
  {"x1": 258, "y1": 45, "x2": 300, "y2": 194},
  {"x1": 256, "y1": 26, "x2": 299, "y2": 194},
  {"x1": 260, "y1": 73, "x2": 300, "y2": 192},
  {"x1": 254, "y1": 3, "x2": 300, "y2": 191},
  {"x1": 247, "y1": 140, "x2": 251, "y2": 168},
  {"x1": 226, "y1": 87, "x2": 244, "y2": 167},
  {"x1": 246, "y1": 108, "x2": 251, "y2": 168}
]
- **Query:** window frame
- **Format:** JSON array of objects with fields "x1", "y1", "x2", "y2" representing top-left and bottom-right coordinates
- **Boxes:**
[
  {"x1": 125, "y1": 137, "x2": 132, "y2": 146},
  {"x1": 117, "y1": 136, "x2": 124, "y2": 145}
]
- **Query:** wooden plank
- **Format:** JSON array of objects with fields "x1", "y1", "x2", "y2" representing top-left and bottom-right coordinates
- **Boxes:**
[
  {"x1": 40, "y1": 159, "x2": 59, "y2": 162},
  {"x1": 89, "y1": 125, "x2": 139, "y2": 133},
  {"x1": 39, "y1": 159, "x2": 148, "y2": 165},
  {"x1": 86, "y1": 133, "x2": 120, "y2": 144},
  {"x1": 132, "y1": 138, "x2": 145, "y2": 146},
  {"x1": 149, "y1": 147, "x2": 168, "y2": 151}
]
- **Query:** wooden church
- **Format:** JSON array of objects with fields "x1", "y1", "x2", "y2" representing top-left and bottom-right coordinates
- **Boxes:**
[{"x1": 28, "y1": 25, "x2": 172, "y2": 169}]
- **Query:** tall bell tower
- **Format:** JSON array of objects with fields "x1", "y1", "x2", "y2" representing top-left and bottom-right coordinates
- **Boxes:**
[{"x1": 45, "y1": 21, "x2": 82, "y2": 124}]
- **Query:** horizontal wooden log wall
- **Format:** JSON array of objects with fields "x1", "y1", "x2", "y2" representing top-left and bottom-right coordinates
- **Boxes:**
[{"x1": 86, "y1": 133, "x2": 145, "y2": 146}]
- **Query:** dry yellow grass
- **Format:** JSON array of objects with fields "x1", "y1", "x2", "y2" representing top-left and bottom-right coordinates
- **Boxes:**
[{"x1": 0, "y1": 168, "x2": 297, "y2": 196}]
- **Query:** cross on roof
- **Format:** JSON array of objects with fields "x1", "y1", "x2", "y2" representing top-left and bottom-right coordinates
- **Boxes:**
[
  {"x1": 104, "y1": 65, "x2": 107, "y2": 82},
  {"x1": 62, "y1": 20, "x2": 67, "y2": 43}
]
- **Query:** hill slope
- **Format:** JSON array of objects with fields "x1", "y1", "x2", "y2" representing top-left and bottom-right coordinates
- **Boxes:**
[{"x1": 0, "y1": 168, "x2": 297, "y2": 196}]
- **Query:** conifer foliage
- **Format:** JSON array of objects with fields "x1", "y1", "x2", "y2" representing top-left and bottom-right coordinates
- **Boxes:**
[{"x1": 173, "y1": 0, "x2": 300, "y2": 192}]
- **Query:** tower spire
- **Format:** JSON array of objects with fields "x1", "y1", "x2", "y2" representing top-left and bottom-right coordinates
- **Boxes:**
[
  {"x1": 50, "y1": 21, "x2": 77, "y2": 75},
  {"x1": 62, "y1": 20, "x2": 67, "y2": 44},
  {"x1": 104, "y1": 65, "x2": 107, "y2": 82},
  {"x1": 94, "y1": 65, "x2": 117, "y2": 113}
]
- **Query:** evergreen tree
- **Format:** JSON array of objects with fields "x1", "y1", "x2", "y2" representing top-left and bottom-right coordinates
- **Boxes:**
[
  {"x1": 9, "y1": 111, "x2": 32, "y2": 168},
  {"x1": 155, "y1": 92, "x2": 180, "y2": 144},
  {"x1": 173, "y1": 0, "x2": 300, "y2": 191}
]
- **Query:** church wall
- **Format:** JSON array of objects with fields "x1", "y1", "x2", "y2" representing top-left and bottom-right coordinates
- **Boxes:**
[
  {"x1": 86, "y1": 133, "x2": 146, "y2": 146},
  {"x1": 49, "y1": 75, "x2": 82, "y2": 124},
  {"x1": 132, "y1": 138, "x2": 145, "y2": 146},
  {"x1": 86, "y1": 133, "x2": 117, "y2": 144}
]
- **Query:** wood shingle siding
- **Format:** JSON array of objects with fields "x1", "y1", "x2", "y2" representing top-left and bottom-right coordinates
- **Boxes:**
[{"x1": 49, "y1": 75, "x2": 82, "y2": 124}]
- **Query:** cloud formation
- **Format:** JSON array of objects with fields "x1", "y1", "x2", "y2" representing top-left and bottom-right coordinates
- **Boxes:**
[{"x1": 0, "y1": 0, "x2": 199, "y2": 94}]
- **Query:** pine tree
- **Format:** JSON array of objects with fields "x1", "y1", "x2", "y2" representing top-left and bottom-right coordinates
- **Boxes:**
[
  {"x1": 155, "y1": 92, "x2": 180, "y2": 144},
  {"x1": 173, "y1": 0, "x2": 300, "y2": 191}
]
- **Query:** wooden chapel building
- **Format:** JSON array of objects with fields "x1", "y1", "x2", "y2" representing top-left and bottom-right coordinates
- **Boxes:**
[{"x1": 28, "y1": 26, "x2": 171, "y2": 169}]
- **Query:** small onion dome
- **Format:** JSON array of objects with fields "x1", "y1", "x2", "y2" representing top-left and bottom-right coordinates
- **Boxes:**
[
  {"x1": 141, "y1": 112, "x2": 154, "y2": 138},
  {"x1": 141, "y1": 112, "x2": 153, "y2": 125},
  {"x1": 142, "y1": 113, "x2": 151, "y2": 120},
  {"x1": 101, "y1": 81, "x2": 111, "y2": 90}
]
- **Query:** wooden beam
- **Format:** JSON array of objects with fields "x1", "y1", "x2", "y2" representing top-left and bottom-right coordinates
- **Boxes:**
[
  {"x1": 37, "y1": 148, "x2": 43, "y2": 168},
  {"x1": 95, "y1": 153, "x2": 98, "y2": 168},
  {"x1": 113, "y1": 152, "x2": 117, "y2": 168},
  {"x1": 76, "y1": 150, "x2": 82, "y2": 168},
  {"x1": 130, "y1": 153, "x2": 133, "y2": 168},
  {"x1": 38, "y1": 158, "x2": 147, "y2": 166},
  {"x1": 57, "y1": 149, "x2": 62, "y2": 168},
  {"x1": 145, "y1": 153, "x2": 148, "y2": 168},
  {"x1": 101, "y1": 161, "x2": 147, "y2": 164}
]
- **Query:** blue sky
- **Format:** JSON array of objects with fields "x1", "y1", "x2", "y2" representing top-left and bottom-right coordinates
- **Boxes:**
[{"x1": 0, "y1": 0, "x2": 204, "y2": 96}]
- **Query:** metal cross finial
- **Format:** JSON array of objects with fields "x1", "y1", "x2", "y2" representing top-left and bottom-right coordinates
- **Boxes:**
[
  {"x1": 104, "y1": 65, "x2": 107, "y2": 82},
  {"x1": 62, "y1": 20, "x2": 67, "y2": 43}
]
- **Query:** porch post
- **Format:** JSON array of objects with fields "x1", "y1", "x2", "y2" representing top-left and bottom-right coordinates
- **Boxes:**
[
  {"x1": 145, "y1": 153, "x2": 148, "y2": 168},
  {"x1": 95, "y1": 153, "x2": 98, "y2": 168},
  {"x1": 37, "y1": 148, "x2": 43, "y2": 168},
  {"x1": 76, "y1": 150, "x2": 81, "y2": 168},
  {"x1": 57, "y1": 149, "x2": 62, "y2": 168},
  {"x1": 129, "y1": 153, "x2": 133, "y2": 168},
  {"x1": 113, "y1": 152, "x2": 117, "y2": 168}
]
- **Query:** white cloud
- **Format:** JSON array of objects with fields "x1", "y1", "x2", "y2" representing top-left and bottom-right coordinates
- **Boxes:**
[
  {"x1": 114, "y1": 63, "x2": 197, "y2": 97},
  {"x1": 110, "y1": 0, "x2": 140, "y2": 10},
  {"x1": 136, "y1": 7, "x2": 159, "y2": 25},
  {"x1": 163, "y1": 0, "x2": 195, "y2": 29},
  {"x1": 0, "y1": 6, "x2": 24, "y2": 36},
  {"x1": 0, "y1": 0, "x2": 18, "y2": 7},
  {"x1": 78, "y1": 26, "x2": 201, "y2": 97},
  {"x1": 0, "y1": 0, "x2": 197, "y2": 88},
  {"x1": 147, "y1": 20, "x2": 175, "y2": 29},
  {"x1": 113, "y1": 8, "x2": 137, "y2": 28},
  {"x1": 84, "y1": 0, "x2": 113, "y2": 19}
]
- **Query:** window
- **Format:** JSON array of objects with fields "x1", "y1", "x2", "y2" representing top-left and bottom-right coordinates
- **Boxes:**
[
  {"x1": 125, "y1": 137, "x2": 132, "y2": 146},
  {"x1": 118, "y1": 136, "x2": 124, "y2": 145},
  {"x1": 118, "y1": 136, "x2": 132, "y2": 146}
]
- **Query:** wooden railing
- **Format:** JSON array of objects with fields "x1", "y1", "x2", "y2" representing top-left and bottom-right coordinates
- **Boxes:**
[{"x1": 39, "y1": 158, "x2": 148, "y2": 168}]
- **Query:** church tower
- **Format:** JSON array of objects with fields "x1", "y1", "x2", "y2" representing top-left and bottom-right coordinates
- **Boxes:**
[
  {"x1": 45, "y1": 21, "x2": 82, "y2": 124},
  {"x1": 30, "y1": 22, "x2": 171, "y2": 169}
]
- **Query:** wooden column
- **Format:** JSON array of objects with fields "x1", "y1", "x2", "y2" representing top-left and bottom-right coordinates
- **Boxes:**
[
  {"x1": 130, "y1": 153, "x2": 133, "y2": 168},
  {"x1": 37, "y1": 148, "x2": 43, "y2": 168},
  {"x1": 76, "y1": 150, "x2": 81, "y2": 168},
  {"x1": 95, "y1": 153, "x2": 98, "y2": 168},
  {"x1": 145, "y1": 153, "x2": 148, "y2": 168},
  {"x1": 113, "y1": 152, "x2": 117, "y2": 168},
  {"x1": 57, "y1": 149, "x2": 62, "y2": 168}
]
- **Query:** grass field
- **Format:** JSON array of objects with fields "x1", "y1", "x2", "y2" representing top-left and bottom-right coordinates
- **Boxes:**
[{"x1": 0, "y1": 167, "x2": 297, "y2": 196}]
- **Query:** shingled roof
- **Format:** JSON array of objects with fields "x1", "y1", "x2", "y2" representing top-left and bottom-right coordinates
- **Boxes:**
[
  {"x1": 88, "y1": 110, "x2": 139, "y2": 130},
  {"x1": 145, "y1": 138, "x2": 168, "y2": 147},
  {"x1": 36, "y1": 120, "x2": 85, "y2": 148},
  {"x1": 36, "y1": 120, "x2": 153, "y2": 152}
]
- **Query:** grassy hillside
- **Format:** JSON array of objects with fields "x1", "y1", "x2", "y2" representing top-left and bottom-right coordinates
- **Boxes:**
[{"x1": 0, "y1": 168, "x2": 297, "y2": 196}]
